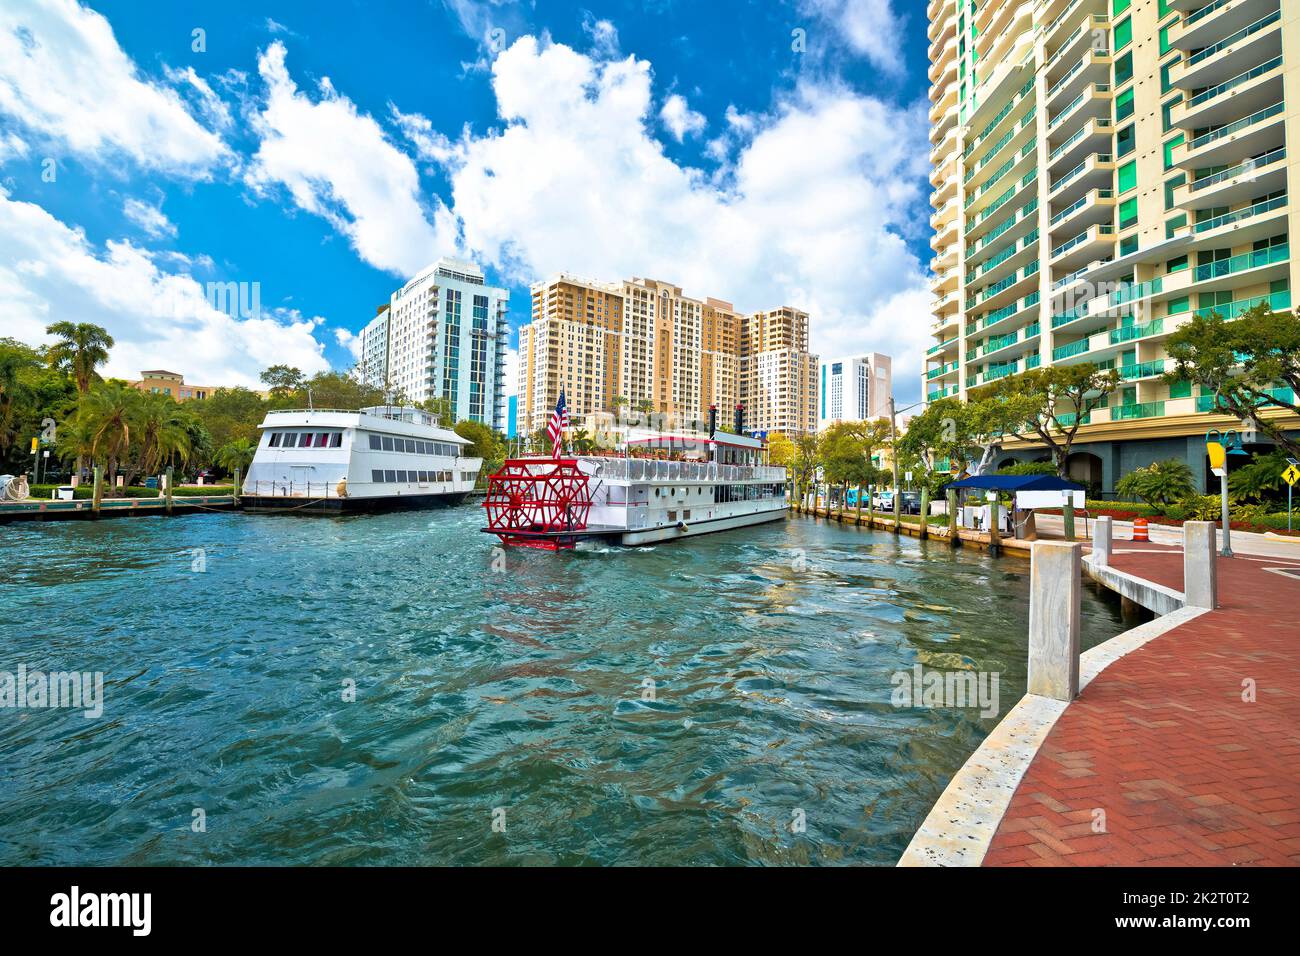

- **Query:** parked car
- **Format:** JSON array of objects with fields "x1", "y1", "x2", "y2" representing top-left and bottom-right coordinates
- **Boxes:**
[
  {"x1": 871, "y1": 491, "x2": 894, "y2": 511},
  {"x1": 899, "y1": 491, "x2": 923, "y2": 514}
]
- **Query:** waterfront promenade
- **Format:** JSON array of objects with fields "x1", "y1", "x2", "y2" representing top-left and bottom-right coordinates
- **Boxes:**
[{"x1": 982, "y1": 541, "x2": 1300, "y2": 866}]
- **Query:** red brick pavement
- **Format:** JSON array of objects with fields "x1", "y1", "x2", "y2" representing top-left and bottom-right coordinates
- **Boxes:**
[{"x1": 983, "y1": 542, "x2": 1300, "y2": 866}]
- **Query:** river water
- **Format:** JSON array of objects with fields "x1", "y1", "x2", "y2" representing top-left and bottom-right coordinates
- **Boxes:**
[{"x1": 0, "y1": 507, "x2": 1127, "y2": 865}]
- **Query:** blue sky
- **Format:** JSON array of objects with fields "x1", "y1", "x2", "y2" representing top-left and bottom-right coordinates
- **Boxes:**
[{"x1": 0, "y1": 0, "x2": 934, "y2": 401}]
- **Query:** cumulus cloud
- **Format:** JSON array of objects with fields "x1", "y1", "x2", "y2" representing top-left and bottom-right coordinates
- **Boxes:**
[
  {"x1": 798, "y1": 0, "x2": 908, "y2": 74},
  {"x1": 122, "y1": 197, "x2": 177, "y2": 239},
  {"x1": 659, "y1": 93, "x2": 706, "y2": 141},
  {"x1": 414, "y1": 36, "x2": 931, "y2": 393},
  {"x1": 0, "y1": 0, "x2": 228, "y2": 175},
  {"x1": 0, "y1": 187, "x2": 329, "y2": 387},
  {"x1": 244, "y1": 41, "x2": 458, "y2": 276}
]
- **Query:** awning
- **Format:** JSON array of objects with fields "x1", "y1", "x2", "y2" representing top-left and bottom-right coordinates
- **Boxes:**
[{"x1": 942, "y1": 474, "x2": 1085, "y2": 492}]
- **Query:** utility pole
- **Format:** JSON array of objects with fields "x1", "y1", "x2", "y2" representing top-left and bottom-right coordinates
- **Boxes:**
[{"x1": 889, "y1": 397, "x2": 901, "y2": 533}]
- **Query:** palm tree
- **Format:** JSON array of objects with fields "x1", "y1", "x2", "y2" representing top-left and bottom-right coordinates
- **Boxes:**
[
  {"x1": 77, "y1": 382, "x2": 140, "y2": 493},
  {"x1": 126, "y1": 392, "x2": 194, "y2": 486},
  {"x1": 215, "y1": 438, "x2": 256, "y2": 476},
  {"x1": 45, "y1": 322, "x2": 114, "y2": 394}
]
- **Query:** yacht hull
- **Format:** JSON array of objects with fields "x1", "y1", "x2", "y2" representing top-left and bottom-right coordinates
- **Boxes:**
[{"x1": 242, "y1": 491, "x2": 471, "y2": 515}]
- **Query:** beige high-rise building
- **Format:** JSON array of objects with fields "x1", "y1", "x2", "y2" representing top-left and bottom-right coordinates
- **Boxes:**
[
  {"x1": 925, "y1": 0, "x2": 1300, "y2": 493},
  {"x1": 517, "y1": 276, "x2": 819, "y2": 437}
]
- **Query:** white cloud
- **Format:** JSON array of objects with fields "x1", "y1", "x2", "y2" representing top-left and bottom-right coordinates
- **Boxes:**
[
  {"x1": 0, "y1": 132, "x2": 29, "y2": 164},
  {"x1": 798, "y1": 0, "x2": 907, "y2": 74},
  {"x1": 245, "y1": 41, "x2": 458, "y2": 276},
  {"x1": 334, "y1": 326, "x2": 362, "y2": 360},
  {"x1": 0, "y1": 186, "x2": 329, "y2": 388},
  {"x1": 423, "y1": 37, "x2": 930, "y2": 396},
  {"x1": 165, "y1": 65, "x2": 235, "y2": 133},
  {"x1": 122, "y1": 197, "x2": 176, "y2": 239},
  {"x1": 581, "y1": 14, "x2": 619, "y2": 58},
  {"x1": 390, "y1": 105, "x2": 457, "y2": 165},
  {"x1": 0, "y1": 0, "x2": 228, "y2": 175},
  {"x1": 659, "y1": 93, "x2": 705, "y2": 142}
]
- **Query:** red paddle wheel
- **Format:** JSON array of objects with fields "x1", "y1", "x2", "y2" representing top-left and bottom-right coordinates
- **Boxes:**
[{"x1": 482, "y1": 458, "x2": 593, "y2": 550}]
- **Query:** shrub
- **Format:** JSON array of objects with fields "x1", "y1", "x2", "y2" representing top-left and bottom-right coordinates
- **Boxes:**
[{"x1": 1115, "y1": 459, "x2": 1197, "y2": 505}]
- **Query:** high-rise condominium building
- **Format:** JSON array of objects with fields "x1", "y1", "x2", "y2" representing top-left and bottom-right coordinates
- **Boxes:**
[
  {"x1": 926, "y1": 0, "x2": 1299, "y2": 492},
  {"x1": 818, "y1": 353, "x2": 893, "y2": 430},
  {"x1": 517, "y1": 275, "x2": 818, "y2": 437},
  {"x1": 358, "y1": 258, "x2": 510, "y2": 429}
]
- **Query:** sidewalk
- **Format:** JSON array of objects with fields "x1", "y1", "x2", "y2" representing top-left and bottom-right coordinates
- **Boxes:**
[{"x1": 982, "y1": 541, "x2": 1300, "y2": 866}]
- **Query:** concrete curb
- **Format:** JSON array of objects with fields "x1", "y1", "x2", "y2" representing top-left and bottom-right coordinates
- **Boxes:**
[{"x1": 897, "y1": 603, "x2": 1210, "y2": 867}]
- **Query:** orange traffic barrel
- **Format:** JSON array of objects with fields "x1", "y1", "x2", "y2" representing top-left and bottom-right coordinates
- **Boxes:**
[{"x1": 1132, "y1": 516, "x2": 1149, "y2": 542}]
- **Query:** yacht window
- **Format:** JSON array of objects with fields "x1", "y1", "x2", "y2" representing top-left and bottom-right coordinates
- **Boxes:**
[
  {"x1": 405, "y1": 439, "x2": 417, "y2": 453},
  {"x1": 397, "y1": 470, "x2": 408, "y2": 482},
  {"x1": 282, "y1": 433, "x2": 298, "y2": 448},
  {"x1": 314, "y1": 433, "x2": 330, "y2": 447},
  {"x1": 382, "y1": 436, "x2": 394, "y2": 451},
  {"x1": 371, "y1": 470, "x2": 384, "y2": 483},
  {"x1": 268, "y1": 433, "x2": 282, "y2": 447},
  {"x1": 384, "y1": 470, "x2": 396, "y2": 482},
  {"x1": 330, "y1": 433, "x2": 343, "y2": 448},
  {"x1": 369, "y1": 434, "x2": 381, "y2": 450}
]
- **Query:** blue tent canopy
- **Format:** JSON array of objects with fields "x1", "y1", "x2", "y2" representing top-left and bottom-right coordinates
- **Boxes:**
[{"x1": 942, "y1": 474, "x2": 1085, "y2": 492}]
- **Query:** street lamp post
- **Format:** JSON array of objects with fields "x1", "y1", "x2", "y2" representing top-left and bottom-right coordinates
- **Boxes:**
[{"x1": 888, "y1": 396, "x2": 927, "y2": 534}]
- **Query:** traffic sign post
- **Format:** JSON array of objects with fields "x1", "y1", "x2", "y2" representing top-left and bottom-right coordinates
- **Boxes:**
[{"x1": 1283, "y1": 462, "x2": 1300, "y2": 531}]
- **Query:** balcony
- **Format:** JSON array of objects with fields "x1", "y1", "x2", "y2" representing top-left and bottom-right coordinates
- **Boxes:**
[
  {"x1": 927, "y1": 384, "x2": 959, "y2": 403},
  {"x1": 1111, "y1": 401, "x2": 1166, "y2": 421},
  {"x1": 1177, "y1": 100, "x2": 1286, "y2": 171},
  {"x1": 1178, "y1": 146, "x2": 1287, "y2": 211},
  {"x1": 1048, "y1": 83, "x2": 1112, "y2": 139},
  {"x1": 1046, "y1": 47, "x2": 1111, "y2": 111},
  {"x1": 1051, "y1": 223, "x2": 1115, "y2": 272},
  {"x1": 968, "y1": 197, "x2": 1039, "y2": 263},
  {"x1": 1052, "y1": 338, "x2": 1091, "y2": 361},
  {"x1": 1049, "y1": 152, "x2": 1114, "y2": 206},
  {"x1": 1110, "y1": 318, "x2": 1164, "y2": 345},
  {"x1": 1174, "y1": 55, "x2": 1283, "y2": 130},
  {"x1": 1193, "y1": 289, "x2": 1292, "y2": 321},
  {"x1": 1171, "y1": 9, "x2": 1282, "y2": 93},
  {"x1": 1174, "y1": 0, "x2": 1278, "y2": 53},
  {"x1": 1190, "y1": 194, "x2": 1289, "y2": 245},
  {"x1": 1196, "y1": 386, "x2": 1294, "y2": 413},
  {"x1": 1191, "y1": 243, "x2": 1289, "y2": 293},
  {"x1": 1048, "y1": 187, "x2": 1115, "y2": 241},
  {"x1": 1119, "y1": 359, "x2": 1167, "y2": 381}
]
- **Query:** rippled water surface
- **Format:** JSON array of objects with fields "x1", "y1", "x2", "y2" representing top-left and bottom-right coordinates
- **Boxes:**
[{"x1": 0, "y1": 508, "x2": 1128, "y2": 865}]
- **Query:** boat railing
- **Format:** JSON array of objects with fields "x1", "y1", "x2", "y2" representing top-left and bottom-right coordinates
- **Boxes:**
[
  {"x1": 579, "y1": 456, "x2": 785, "y2": 483},
  {"x1": 243, "y1": 480, "x2": 338, "y2": 499}
]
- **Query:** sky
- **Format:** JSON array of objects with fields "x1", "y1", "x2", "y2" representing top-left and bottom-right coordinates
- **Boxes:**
[{"x1": 0, "y1": 0, "x2": 935, "y2": 403}]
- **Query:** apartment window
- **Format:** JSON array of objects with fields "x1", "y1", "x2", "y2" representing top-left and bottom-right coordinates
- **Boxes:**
[
  {"x1": 1113, "y1": 18, "x2": 1131, "y2": 53},
  {"x1": 1119, "y1": 198, "x2": 1138, "y2": 229},
  {"x1": 1164, "y1": 175, "x2": 1185, "y2": 210},
  {"x1": 1113, "y1": 52, "x2": 1132, "y2": 88},
  {"x1": 1116, "y1": 125, "x2": 1135, "y2": 158},
  {"x1": 1167, "y1": 255, "x2": 1189, "y2": 273},
  {"x1": 1118, "y1": 160, "x2": 1137, "y2": 193},
  {"x1": 1120, "y1": 235, "x2": 1138, "y2": 256},
  {"x1": 1161, "y1": 97, "x2": 1181, "y2": 133},
  {"x1": 1160, "y1": 61, "x2": 1175, "y2": 94},
  {"x1": 1112, "y1": 0, "x2": 1130, "y2": 14},
  {"x1": 1115, "y1": 89, "x2": 1134, "y2": 122},
  {"x1": 1163, "y1": 134, "x2": 1184, "y2": 170},
  {"x1": 1166, "y1": 214, "x2": 1187, "y2": 239},
  {"x1": 1167, "y1": 295, "x2": 1190, "y2": 315},
  {"x1": 1170, "y1": 380, "x2": 1191, "y2": 399}
]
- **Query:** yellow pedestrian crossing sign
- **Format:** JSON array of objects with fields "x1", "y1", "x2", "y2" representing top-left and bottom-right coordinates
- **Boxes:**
[{"x1": 1283, "y1": 464, "x2": 1300, "y2": 486}]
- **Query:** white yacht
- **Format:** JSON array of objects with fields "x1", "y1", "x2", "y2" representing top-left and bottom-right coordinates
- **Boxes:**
[
  {"x1": 482, "y1": 430, "x2": 787, "y2": 549},
  {"x1": 242, "y1": 406, "x2": 482, "y2": 514}
]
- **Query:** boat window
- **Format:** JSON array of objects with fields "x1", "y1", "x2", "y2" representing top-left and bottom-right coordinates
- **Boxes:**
[
  {"x1": 330, "y1": 433, "x2": 343, "y2": 448},
  {"x1": 315, "y1": 433, "x2": 330, "y2": 447},
  {"x1": 371, "y1": 470, "x2": 383, "y2": 483},
  {"x1": 282, "y1": 433, "x2": 298, "y2": 448},
  {"x1": 405, "y1": 439, "x2": 417, "y2": 453},
  {"x1": 384, "y1": 470, "x2": 396, "y2": 482},
  {"x1": 382, "y1": 436, "x2": 394, "y2": 451},
  {"x1": 369, "y1": 434, "x2": 381, "y2": 450},
  {"x1": 268, "y1": 433, "x2": 282, "y2": 447},
  {"x1": 396, "y1": 470, "x2": 408, "y2": 482}
]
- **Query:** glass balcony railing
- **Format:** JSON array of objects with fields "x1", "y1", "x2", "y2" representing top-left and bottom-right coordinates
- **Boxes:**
[
  {"x1": 1110, "y1": 318, "x2": 1163, "y2": 344},
  {"x1": 1191, "y1": 147, "x2": 1286, "y2": 193},
  {"x1": 1119, "y1": 359, "x2": 1166, "y2": 380},
  {"x1": 1053, "y1": 338, "x2": 1091, "y2": 360},
  {"x1": 1196, "y1": 387, "x2": 1294, "y2": 413},
  {"x1": 1186, "y1": 12, "x2": 1281, "y2": 69},
  {"x1": 926, "y1": 362, "x2": 959, "y2": 379},
  {"x1": 1186, "y1": 56, "x2": 1283, "y2": 109},
  {"x1": 1194, "y1": 244, "x2": 1288, "y2": 282},
  {"x1": 927, "y1": 339, "x2": 957, "y2": 355},
  {"x1": 1056, "y1": 411, "x2": 1091, "y2": 427},
  {"x1": 1185, "y1": 0, "x2": 1229, "y2": 27},
  {"x1": 1111, "y1": 401, "x2": 1166, "y2": 421},
  {"x1": 1193, "y1": 290, "x2": 1292, "y2": 321},
  {"x1": 1193, "y1": 196, "x2": 1287, "y2": 234},
  {"x1": 1187, "y1": 102, "x2": 1284, "y2": 152},
  {"x1": 1111, "y1": 277, "x2": 1163, "y2": 307},
  {"x1": 1025, "y1": 353, "x2": 1042, "y2": 369}
]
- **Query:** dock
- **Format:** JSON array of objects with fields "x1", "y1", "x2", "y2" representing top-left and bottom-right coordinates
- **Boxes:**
[{"x1": 0, "y1": 495, "x2": 237, "y2": 523}]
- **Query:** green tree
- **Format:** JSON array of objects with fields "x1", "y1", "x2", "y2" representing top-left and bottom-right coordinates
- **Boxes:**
[
  {"x1": 124, "y1": 392, "x2": 196, "y2": 487},
  {"x1": 45, "y1": 322, "x2": 114, "y2": 394},
  {"x1": 1114, "y1": 459, "x2": 1196, "y2": 506},
  {"x1": 0, "y1": 338, "x2": 43, "y2": 460},
  {"x1": 973, "y1": 364, "x2": 1121, "y2": 477},
  {"x1": 260, "y1": 365, "x2": 305, "y2": 398},
  {"x1": 75, "y1": 382, "x2": 141, "y2": 491},
  {"x1": 1164, "y1": 303, "x2": 1300, "y2": 459},
  {"x1": 215, "y1": 438, "x2": 257, "y2": 476},
  {"x1": 420, "y1": 396, "x2": 455, "y2": 424},
  {"x1": 188, "y1": 386, "x2": 268, "y2": 451},
  {"x1": 1227, "y1": 450, "x2": 1288, "y2": 505}
]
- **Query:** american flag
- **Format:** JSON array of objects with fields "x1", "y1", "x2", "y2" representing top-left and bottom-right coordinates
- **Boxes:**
[{"x1": 547, "y1": 389, "x2": 568, "y2": 457}]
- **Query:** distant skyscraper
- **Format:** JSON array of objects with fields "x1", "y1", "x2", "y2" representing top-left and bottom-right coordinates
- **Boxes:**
[
  {"x1": 358, "y1": 258, "x2": 510, "y2": 429},
  {"x1": 818, "y1": 353, "x2": 892, "y2": 430}
]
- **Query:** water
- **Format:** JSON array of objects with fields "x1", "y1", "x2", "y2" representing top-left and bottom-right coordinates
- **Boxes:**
[{"x1": 0, "y1": 508, "x2": 1127, "y2": 865}]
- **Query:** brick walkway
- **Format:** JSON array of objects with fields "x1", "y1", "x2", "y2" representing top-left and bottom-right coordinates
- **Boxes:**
[{"x1": 983, "y1": 542, "x2": 1300, "y2": 866}]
